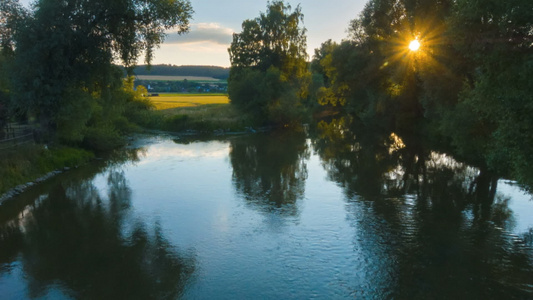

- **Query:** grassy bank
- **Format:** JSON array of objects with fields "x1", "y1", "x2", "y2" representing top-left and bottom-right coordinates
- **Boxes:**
[
  {"x1": 142, "y1": 94, "x2": 255, "y2": 132},
  {"x1": 0, "y1": 145, "x2": 94, "y2": 195},
  {"x1": 151, "y1": 103, "x2": 254, "y2": 132},
  {"x1": 0, "y1": 95, "x2": 247, "y2": 196}
]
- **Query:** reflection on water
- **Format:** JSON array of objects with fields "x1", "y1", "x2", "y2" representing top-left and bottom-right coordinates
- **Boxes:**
[
  {"x1": 0, "y1": 128, "x2": 532, "y2": 299},
  {"x1": 313, "y1": 118, "x2": 533, "y2": 298},
  {"x1": 0, "y1": 152, "x2": 195, "y2": 299},
  {"x1": 229, "y1": 130, "x2": 309, "y2": 216}
]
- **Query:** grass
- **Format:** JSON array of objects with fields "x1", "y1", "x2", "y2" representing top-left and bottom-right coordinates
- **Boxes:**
[
  {"x1": 149, "y1": 94, "x2": 230, "y2": 110},
  {"x1": 146, "y1": 95, "x2": 255, "y2": 132},
  {"x1": 0, "y1": 145, "x2": 94, "y2": 195}
]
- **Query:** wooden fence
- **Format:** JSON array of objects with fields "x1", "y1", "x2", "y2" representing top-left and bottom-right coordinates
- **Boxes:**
[{"x1": 0, "y1": 123, "x2": 35, "y2": 151}]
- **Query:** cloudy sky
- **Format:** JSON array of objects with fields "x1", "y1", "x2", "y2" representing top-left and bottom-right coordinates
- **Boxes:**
[{"x1": 19, "y1": 0, "x2": 368, "y2": 67}]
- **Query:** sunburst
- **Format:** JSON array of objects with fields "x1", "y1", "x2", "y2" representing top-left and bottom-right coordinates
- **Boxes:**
[{"x1": 409, "y1": 40, "x2": 420, "y2": 51}]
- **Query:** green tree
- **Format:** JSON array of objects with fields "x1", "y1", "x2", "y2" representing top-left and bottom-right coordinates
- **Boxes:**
[
  {"x1": 0, "y1": 0, "x2": 27, "y2": 55},
  {"x1": 9, "y1": 0, "x2": 193, "y2": 148},
  {"x1": 446, "y1": 0, "x2": 533, "y2": 189},
  {"x1": 228, "y1": 1, "x2": 310, "y2": 125},
  {"x1": 0, "y1": 0, "x2": 28, "y2": 128},
  {"x1": 313, "y1": 0, "x2": 533, "y2": 189},
  {"x1": 311, "y1": 0, "x2": 469, "y2": 135}
]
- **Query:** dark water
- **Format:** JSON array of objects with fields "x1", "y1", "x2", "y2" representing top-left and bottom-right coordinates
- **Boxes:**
[{"x1": 1, "y1": 124, "x2": 532, "y2": 299}]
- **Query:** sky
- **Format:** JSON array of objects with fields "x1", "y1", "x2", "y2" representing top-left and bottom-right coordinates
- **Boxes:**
[{"x1": 19, "y1": 0, "x2": 368, "y2": 67}]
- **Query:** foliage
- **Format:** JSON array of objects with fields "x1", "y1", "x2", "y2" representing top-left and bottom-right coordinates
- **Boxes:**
[
  {"x1": 448, "y1": 0, "x2": 533, "y2": 188},
  {"x1": 0, "y1": 0, "x2": 27, "y2": 127},
  {"x1": 0, "y1": 52, "x2": 10, "y2": 130},
  {"x1": 309, "y1": 0, "x2": 533, "y2": 189},
  {"x1": 6, "y1": 0, "x2": 192, "y2": 150},
  {"x1": 0, "y1": 0, "x2": 27, "y2": 55},
  {"x1": 228, "y1": 1, "x2": 310, "y2": 125}
]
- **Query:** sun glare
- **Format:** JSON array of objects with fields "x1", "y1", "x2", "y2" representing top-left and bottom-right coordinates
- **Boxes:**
[{"x1": 409, "y1": 40, "x2": 421, "y2": 51}]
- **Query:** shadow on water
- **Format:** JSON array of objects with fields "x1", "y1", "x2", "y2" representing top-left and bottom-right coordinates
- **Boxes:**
[
  {"x1": 312, "y1": 117, "x2": 533, "y2": 299},
  {"x1": 0, "y1": 147, "x2": 195, "y2": 299},
  {"x1": 229, "y1": 130, "x2": 310, "y2": 217}
]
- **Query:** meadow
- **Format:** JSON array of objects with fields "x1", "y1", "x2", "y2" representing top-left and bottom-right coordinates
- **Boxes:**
[
  {"x1": 146, "y1": 94, "x2": 255, "y2": 132},
  {"x1": 149, "y1": 94, "x2": 230, "y2": 110}
]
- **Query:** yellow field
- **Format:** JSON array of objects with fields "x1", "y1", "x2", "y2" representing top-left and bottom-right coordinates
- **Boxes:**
[
  {"x1": 149, "y1": 94, "x2": 230, "y2": 110},
  {"x1": 137, "y1": 75, "x2": 220, "y2": 81}
]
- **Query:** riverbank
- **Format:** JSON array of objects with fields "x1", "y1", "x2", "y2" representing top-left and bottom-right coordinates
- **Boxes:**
[
  {"x1": 146, "y1": 103, "x2": 257, "y2": 133},
  {"x1": 0, "y1": 104, "x2": 268, "y2": 202},
  {"x1": 0, "y1": 145, "x2": 94, "y2": 202}
]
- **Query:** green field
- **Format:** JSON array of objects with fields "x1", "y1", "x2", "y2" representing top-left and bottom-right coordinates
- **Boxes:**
[
  {"x1": 146, "y1": 93, "x2": 254, "y2": 132},
  {"x1": 149, "y1": 94, "x2": 230, "y2": 110}
]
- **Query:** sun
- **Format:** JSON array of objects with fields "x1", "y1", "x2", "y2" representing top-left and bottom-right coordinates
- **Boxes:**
[{"x1": 409, "y1": 40, "x2": 421, "y2": 51}]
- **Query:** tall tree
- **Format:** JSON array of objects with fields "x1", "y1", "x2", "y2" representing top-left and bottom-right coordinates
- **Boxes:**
[
  {"x1": 446, "y1": 0, "x2": 533, "y2": 188},
  {"x1": 0, "y1": 0, "x2": 28, "y2": 130},
  {"x1": 9, "y1": 0, "x2": 193, "y2": 147},
  {"x1": 228, "y1": 1, "x2": 310, "y2": 125},
  {"x1": 0, "y1": 0, "x2": 26, "y2": 55}
]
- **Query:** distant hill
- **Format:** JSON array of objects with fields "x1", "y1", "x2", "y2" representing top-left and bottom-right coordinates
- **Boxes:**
[{"x1": 132, "y1": 65, "x2": 229, "y2": 80}]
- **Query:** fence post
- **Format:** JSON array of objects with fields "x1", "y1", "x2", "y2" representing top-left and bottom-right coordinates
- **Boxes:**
[{"x1": 0, "y1": 123, "x2": 36, "y2": 152}]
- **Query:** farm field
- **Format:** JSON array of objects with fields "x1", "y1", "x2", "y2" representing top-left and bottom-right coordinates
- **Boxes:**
[
  {"x1": 136, "y1": 75, "x2": 221, "y2": 81},
  {"x1": 149, "y1": 94, "x2": 230, "y2": 110}
]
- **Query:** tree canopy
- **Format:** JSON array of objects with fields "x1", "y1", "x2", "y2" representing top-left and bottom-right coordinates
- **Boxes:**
[
  {"x1": 4, "y1": 0, "x2": 193, "y2": 149},
  {"x1": 228, "y1": 1, "x2": 310, "y2": 125},
  {"x1": 310, "y1": 0, "x2": 533, "y2": 189}
]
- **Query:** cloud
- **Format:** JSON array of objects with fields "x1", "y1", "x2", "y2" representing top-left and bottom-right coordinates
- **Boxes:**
[{"x1": 164, "y1": 23, "x2": 234, "y2": 46}]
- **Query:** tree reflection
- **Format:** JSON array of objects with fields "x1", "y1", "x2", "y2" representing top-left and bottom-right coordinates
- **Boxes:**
[
  {"x1": 312, "y1": 117, "x2": 404, "y2": 199},
  {"x1": 312, "y1": 118, "x2": 533, "y2": 298},
  {"x1": 312, "y1": 117, "x2": 502, "y2": 210},
  {"x1": 229, "y1": 130, "x2": 309, "y2": 216},
  {"x1": 0, "y1": 163, "x2": 195, "y2": 299}
]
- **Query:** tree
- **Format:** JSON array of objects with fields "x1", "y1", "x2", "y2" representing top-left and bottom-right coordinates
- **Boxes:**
[
  {"x1": 228, "y1": 1, "x2": 310, "y2": 125},
  {"x1": 0, "y1": 0, "x2": 28, "y2": 128},
  {"x1": 0, "y1": 0, "x2": 27, "y2": 55},
  {"x1": 311, "y1": 0, "x2": 533, "y2": 189},
  {"x1": 445, "y1": 0, "x2": 533, "y2": 189},
  {"x1": 9, "y1": 0, "x2": 193, "y2": 148}
]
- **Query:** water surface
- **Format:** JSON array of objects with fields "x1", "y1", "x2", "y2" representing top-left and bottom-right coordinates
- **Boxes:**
[{"x1": 1, "y1": 130, "x2": 532, "y2": 299}]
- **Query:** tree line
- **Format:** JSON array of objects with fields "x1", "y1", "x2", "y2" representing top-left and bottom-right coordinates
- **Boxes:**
[
  {"x1": 227, "y1": 0, "x2": 533, "y2": 190},
  {"x1": 131, "y1": 65, "x2": 229, "y2": 80}
]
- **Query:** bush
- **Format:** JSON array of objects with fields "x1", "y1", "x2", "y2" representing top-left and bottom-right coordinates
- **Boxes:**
[
  {"x1": 83, "y1": 124, "x2": 125, "y2": 152},
  {"x1": 162, "y1": 114, "x2": 190, "y2": 132}
]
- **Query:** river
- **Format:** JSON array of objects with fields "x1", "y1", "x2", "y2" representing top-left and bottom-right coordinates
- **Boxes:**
[{"x1": 1, "y1": 127, "x2": 532, "y2": 299}]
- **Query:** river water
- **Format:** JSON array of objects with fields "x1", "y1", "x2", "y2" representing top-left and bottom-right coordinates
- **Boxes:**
[{"x1": 0, "y1": 128, "x2": 532, "y2": 299}]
